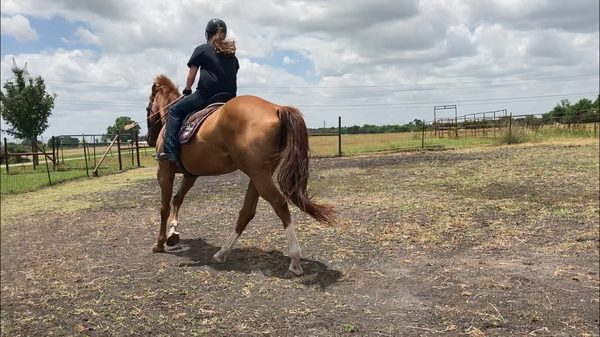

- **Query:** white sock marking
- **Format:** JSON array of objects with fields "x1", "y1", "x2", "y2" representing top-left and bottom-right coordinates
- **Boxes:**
[{"x1": 285, "y1": 224, "x2": 302, "y2": 258}]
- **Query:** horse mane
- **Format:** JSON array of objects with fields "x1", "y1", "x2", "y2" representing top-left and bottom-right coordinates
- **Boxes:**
[{"x1": 153, "y1": 74, "x2": 179, "y2": 96}]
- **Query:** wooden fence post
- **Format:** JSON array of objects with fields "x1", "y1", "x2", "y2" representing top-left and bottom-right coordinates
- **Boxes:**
[
  {"x1": 3, "y1": 137, "x2": 9, "y2": 174},
  {"x1": 93, "y1": 136, "x2": 97, "y2": 168},
  {"x1": 493, "y1": 112, "x2": 496, "y2": 139},
  {"x1": 338, "y1": 116, "x2": 342, "y2": 157},
  {"x1": 82, "y1": 135, "x2": 90, "y2": 177},
  {"x1": 421, "y1": 123, "x2": 425, "y2": 149},
  {"x1": 130, "y1": 139, "x2": 134, "y2": 167},
  {"x1": 51, "y1": 136, "x2": 56, "y2": 170},
  {"x1": 135, "y1": 133, "x2": 141, "y2": 167},
  {"x1": 508, "y1": 113, "x2": 513, "y2": 143},
  {"x1": 454, "y1": 116, "x2": 459, "y2": 138},
  {"x1": 43, "y1": 144, "x2": 52, "y2": 186},
  {"x1": 34, "y1": 144, "x2": 54, "y2": 186},
  {"x1": 116, "y1": 132, "x2": 123, "y2": 170},
  {"x1": 31, "y1": 139, "x2": 37, "y2": 171}
]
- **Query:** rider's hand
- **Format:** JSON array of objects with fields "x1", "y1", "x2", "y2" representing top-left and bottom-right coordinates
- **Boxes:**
[{"x1": 182, "y1": 88, "x2": 192, "y2": 96}]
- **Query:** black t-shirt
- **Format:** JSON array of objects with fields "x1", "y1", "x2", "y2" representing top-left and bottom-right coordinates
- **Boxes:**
[{"x1": 187, "y1": 43, "x2": 239, "y2": 97}]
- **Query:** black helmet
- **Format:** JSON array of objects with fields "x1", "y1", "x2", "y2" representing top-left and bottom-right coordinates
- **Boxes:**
[{"x1": 205, "y1": 18, "x2": 227, "y2": 40}]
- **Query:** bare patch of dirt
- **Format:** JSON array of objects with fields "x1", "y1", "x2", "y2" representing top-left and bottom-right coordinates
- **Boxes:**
[{"x1": 2, "y1": 143, "x2": 599, "y2": 336}]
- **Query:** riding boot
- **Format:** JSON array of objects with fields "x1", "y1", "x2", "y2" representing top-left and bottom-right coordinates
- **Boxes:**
[{"x1": 156, "y1": 114, "x2": 183, "y2": 162}]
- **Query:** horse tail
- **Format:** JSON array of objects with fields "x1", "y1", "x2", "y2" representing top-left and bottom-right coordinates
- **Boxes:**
[{"x1": 277, "y1": 106, "x2": 338, "y2": 225}]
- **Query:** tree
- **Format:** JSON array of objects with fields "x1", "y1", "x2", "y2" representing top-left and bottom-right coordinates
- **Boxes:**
[
  {"x1": 543, "y1": 99, "x2": 570, "y2": 123},
  {"x1": 0, "y1": 64, "x2": 55, "y2": 141},
  {"x1": 105, "y1": 116, "x2": 140, "y2": 143},
  {"x1": 413, "y1": 119, "x2": 425, "y2": 129},
  {"x1": 0, "y1": 63, "x2": 55, "y2": 164},
  {"x1": 543, "y1": 97, "x2": 599, "y2": 123}
]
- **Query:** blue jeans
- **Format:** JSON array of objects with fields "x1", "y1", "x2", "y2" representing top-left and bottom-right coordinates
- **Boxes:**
[{"x1": 162, "y1": 91, "x2": 208, "y2": 155}]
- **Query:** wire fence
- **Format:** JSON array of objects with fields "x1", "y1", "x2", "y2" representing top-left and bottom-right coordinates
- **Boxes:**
[
  {"x1": 1, "y1": 112, "x2": 598, "y2": 194},
  {"x1": 309, "y1": 112, "x2": 599, "y2": 157},
  {"x1": 0, "y1": 131, "x2": 156, "y2": 194}
]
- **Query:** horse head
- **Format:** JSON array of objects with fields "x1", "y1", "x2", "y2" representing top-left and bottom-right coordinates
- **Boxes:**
[
  {"x1": 146, "y1": 75, "x2": 180, "y2": 147},
  {"x1": 145, "y1": 82, "x2": 161, "y2": 147}
]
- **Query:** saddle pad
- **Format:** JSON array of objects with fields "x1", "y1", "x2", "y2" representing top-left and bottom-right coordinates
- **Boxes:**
[{"x1": 179, "y1": 103, "x2": 224, "y2": 144}]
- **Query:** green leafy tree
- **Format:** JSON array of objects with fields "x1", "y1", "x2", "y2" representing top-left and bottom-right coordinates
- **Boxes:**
[
  {"x1": 413, "y1": 119, "x2": 425, "y2": 129},
  {"x1": 567, "y1": 98, "x2": 593, "y2": 122},
  {"x1": 542, "y1": 99, "x2": 570, "y2": 123},
  {"x1": 0, "y1": 64, "x2": 55, "y2": 164},
  {"x1": 543, "y1": 97, "x2": 599, "y2": 123},
  {"x1": 0, "y1": 65, "x2": 55, "y2": 141},
  {"x1": 105, "y1": 116, "x2": 140, "y2": 143}
]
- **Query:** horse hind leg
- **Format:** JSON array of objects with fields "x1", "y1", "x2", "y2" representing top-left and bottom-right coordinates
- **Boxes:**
[
  {"x1": 167, "y1": 175, "x2": 198, "y2": 246},
  {"x1": 214, "y1": 181, "x2": 259, "y2": 262},
  {"x1": 252, "y1": 175, "x2": 303, "y2": 276}
]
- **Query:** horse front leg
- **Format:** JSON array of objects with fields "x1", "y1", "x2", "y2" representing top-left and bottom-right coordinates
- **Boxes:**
[
  {"x1": 167, "y1": 175, "x2": 198, "y2": 246},
  {"x1": 153, "y1": 164, "x2": 175, "y2": 253}
]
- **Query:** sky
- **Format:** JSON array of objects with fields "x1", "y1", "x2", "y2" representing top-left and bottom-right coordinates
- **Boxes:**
[{"x1": 1, "y1": 0, "x2": 599, "y2": 141}]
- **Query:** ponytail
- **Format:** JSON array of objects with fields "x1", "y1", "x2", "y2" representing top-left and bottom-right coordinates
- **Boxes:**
[{"x1": 211, "y1": 31, "x2": 236, "y2": 57}]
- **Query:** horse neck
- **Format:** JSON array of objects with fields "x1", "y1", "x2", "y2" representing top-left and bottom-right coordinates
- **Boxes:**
[{"x1": 158, "y1": 90, "x2": 180, "y2": 121}]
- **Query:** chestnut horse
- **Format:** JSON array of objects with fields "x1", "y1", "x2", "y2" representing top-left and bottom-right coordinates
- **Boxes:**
[{"x1": 145, "y1": 75, "x2": 336, "y2": 275}]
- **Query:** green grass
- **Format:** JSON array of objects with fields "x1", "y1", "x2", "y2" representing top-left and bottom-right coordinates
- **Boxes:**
[
  {"x1": 0, "y1": 167, "x2": 156, "y2": 224},
  {"x1": 1, "y1": 149, "x2": 157, "y2": 195}
]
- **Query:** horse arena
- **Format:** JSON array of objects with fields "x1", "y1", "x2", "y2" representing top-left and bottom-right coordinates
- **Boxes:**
[{"x1": 1, "y1": 141, "x2": 599, "y2": 336}]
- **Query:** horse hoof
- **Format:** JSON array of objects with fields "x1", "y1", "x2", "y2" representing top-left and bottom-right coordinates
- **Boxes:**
[
  {"x1": 213, "y1": 250, "x2": 227, "y2": 263},
  {"x1": 166, "y1": 232, "x2": 180, "y2": 246},
  {"x1": 289, "y1": 265, "x2": 304, "y2": 276},
  {"x1": 152, "y1": 244, "x2": 165, "y2": 253}
]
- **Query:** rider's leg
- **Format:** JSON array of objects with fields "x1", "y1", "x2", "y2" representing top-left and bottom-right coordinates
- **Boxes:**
[{"x1": 157, "y1": 91, "x2": 207, "y2": 162}]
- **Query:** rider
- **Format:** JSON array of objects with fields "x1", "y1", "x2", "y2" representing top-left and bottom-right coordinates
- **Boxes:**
[{"x1": 156, "y1": 18, "x2": 239, "y2": 162}]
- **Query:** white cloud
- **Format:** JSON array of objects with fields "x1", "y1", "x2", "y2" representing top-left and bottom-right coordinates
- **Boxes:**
[
  {"x1": 74, "y1": 27, "x2": 102, "y2": 46},
  {"x1": 1, "y1": 0, "x2": 598, "y2": 136},
  {"x1": 0, "y1": 15, "x2": 37, "y2": 42},
  {"x1": 463, "y1": 0, "x2": 599, "y2": 33}
]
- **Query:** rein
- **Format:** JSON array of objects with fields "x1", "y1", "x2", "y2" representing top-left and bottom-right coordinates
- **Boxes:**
[{"x1": 147, "y1": 95, "x2": 184, "y2": 122}]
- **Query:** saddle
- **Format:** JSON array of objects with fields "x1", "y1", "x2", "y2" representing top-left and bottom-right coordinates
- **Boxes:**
[{"x1": 178, "y1": 92, "x2": 233, "y2": 144}]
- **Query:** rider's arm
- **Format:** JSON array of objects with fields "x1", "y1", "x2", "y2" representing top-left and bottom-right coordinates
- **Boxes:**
[{"x1": 185, "y1": 65, "x2": 198, "y2": 92}]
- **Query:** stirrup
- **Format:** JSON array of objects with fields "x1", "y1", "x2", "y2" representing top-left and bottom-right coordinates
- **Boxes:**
[{"x1": 155, "y1": 152, "x2": 177, "y2": 162}]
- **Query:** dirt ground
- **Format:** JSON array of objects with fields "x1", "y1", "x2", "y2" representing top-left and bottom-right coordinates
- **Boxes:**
[{"x1": 1, "y1": 142, "x2": 599, "y2": 336}]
